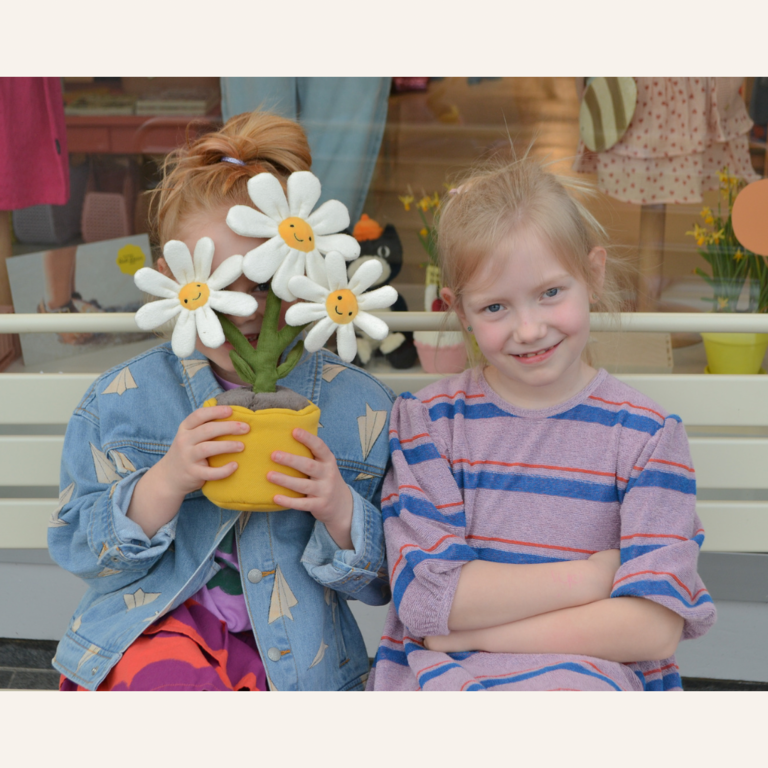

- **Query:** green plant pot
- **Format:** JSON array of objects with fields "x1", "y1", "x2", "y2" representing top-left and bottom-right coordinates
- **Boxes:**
[{"x1": 701, "y1": 332, "x2": 768, "y2": 374}]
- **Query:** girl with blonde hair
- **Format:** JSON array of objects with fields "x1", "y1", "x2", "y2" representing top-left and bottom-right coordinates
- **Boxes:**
[{"x1": 368, "y1": 155, "x2": 715, "y2": 691}]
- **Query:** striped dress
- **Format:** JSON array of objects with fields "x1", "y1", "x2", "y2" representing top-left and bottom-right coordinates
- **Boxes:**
[{"x1": 367, "y1": 368, "x2": 716, "y2": 691}]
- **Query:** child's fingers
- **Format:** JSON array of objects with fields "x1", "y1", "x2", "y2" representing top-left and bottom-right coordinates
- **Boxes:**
[
  {"x1": 272, "y1": 491, "x2": 313, "y2": 512},
  {"x1": 267, "y1": 470, "x2": 311, "y2": 496},
  {"x1": 192, "y1": 419, "x2": 250, "y2": 444},
  {"x1": 290, "y1": 428, "x2": 334, "y2": 461},
  {"x1": 197, "y1": 440, "x2": 245, "y2": 461},
  {"x1": 270, "y1": 449, "x2": 318, "y2": 478},
  {"x1": 182, "y1": 405, "x2": 234, "y2": 430},
  {"x1": 199, "y1": 461, "x2": 239, "y2": 481}
]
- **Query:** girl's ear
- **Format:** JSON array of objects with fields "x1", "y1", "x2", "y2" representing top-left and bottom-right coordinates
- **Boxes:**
[
  {"x1": 156, "y1": 257, "x2": 171, "y2": 278},
  {"x1": 441, "y1": 286, "x2": 468, "y2": 325},
  {"x1": 588, "y1": 247, "x2": 607, "y2": 295}
]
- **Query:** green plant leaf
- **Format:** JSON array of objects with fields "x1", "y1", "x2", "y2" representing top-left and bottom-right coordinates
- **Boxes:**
[
  {"x1": 230, "y1": 351, "x2": 256, "y2": 386},
  {"x1": 276, "y1": 341, "x2": 305, "y2": 379}
]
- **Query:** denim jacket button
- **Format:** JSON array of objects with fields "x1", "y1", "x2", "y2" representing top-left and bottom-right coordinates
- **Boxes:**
[
  {"x1": 267, "y1": 647, "x2": 281, "y2": 662},
  {"x1": 247, "y1": 569, "x2": 263, "y2": 584}
]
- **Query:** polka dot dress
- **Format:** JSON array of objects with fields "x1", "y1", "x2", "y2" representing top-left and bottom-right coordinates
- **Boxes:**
[{"x1": 574, "y1": 78, "x2": 759, "y2": 204}]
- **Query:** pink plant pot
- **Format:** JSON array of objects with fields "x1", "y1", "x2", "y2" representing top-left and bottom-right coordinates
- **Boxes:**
[{"x1": 414, "y1": 341, "x2": 467, "y2": 374}]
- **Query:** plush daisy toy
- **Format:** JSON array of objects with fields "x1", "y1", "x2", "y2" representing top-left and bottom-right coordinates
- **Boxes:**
[
  {"x1": 134, "y1": 171, "x2": 397, "y2": 393},
  {"x1": 134, "y1": 238, "x2": 258, "y2": 358},
  {"x1": 226, "y1": 171, "x2": 361, "y2": 302}
]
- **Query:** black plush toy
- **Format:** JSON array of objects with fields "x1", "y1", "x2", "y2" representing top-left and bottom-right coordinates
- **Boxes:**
[{"x1": 349, "y1": 215, "x2": 418, "y2": 369}]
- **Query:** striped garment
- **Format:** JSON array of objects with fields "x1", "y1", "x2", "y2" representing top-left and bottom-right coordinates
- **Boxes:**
[{"x1": 367, "y1": 368, "x2": 716, "y2": 691}]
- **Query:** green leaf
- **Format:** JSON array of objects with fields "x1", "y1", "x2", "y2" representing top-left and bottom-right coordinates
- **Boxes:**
[
  {"x1": 230, "y1": 351, "x2": 256, "y2": 386},
  {"x1": 276, "y1": 341, "x2": 305, "y2": 379}
]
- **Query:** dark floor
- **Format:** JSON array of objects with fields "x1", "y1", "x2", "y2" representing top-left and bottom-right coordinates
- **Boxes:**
[{"x1": 1, "y1": 638, "x2": 767, "y2": 690}]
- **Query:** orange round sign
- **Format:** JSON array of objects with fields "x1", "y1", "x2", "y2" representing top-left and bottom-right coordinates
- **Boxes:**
[{"x1": 732, "y1": 179, "x2": 768, "y2": 257}]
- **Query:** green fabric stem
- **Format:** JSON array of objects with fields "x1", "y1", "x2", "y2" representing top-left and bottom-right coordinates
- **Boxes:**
[{"x1": 216, "y1": 287, "x2": 308, "y2": 393}]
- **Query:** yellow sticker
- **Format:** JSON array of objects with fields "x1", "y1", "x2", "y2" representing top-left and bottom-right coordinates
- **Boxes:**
[{"x1": 116, "y1": 244, "x2": 146, "y2": 275}]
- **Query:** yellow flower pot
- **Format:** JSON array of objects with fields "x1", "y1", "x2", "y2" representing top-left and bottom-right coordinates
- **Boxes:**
[
  {"x1": 201, "y1": 398, "x2": 321, "y2": 512},
  {"x1": 701, "y1": 332, "x2": 768, "y2": 375}
]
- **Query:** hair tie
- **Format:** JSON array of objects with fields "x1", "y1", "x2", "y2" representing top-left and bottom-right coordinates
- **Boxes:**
[{"x1": 221, "y1": 156, "x2": 246, "y2": 167}]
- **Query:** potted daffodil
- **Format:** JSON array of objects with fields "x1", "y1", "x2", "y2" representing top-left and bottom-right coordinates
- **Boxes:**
[{"x1": 134, "y1": 171, "x2": 397, "y2": 511}]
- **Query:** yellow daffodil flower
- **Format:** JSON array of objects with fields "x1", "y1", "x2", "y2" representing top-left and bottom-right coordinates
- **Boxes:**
[
  {"x1": 430, "y1": 192, "x2": 441, "y2": 208},
  {"x1": 420, "y1": 228, "x2": 429, "y2": 238},
  {"x1": 711, "y1": 228, "x2": 726, "y2": 245},
  {"x1": 399, "y1": 194, "x2": 414, "y2": 212},
  {"x1": 686, "y1": 224, "x2": 709, "y2": 247},
  {"x1": 734, "y1": 249, "x2": 745, "y2": 262},
  {"x1": 717, "y1": 297, "x2": 730, "y2": 310},
  {"x1": 417, "y1": 196, "x2": 431, "y2": 212}
]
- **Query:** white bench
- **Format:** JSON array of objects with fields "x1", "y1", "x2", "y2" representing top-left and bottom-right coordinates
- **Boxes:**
[{"x1": 1, "y1": 311, "x2": 767, "y2": 680}]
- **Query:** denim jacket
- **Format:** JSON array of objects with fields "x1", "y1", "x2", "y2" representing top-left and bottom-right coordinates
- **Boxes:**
[{"x1": 48, "y1": 342, "x2": 394, "y2": 691}]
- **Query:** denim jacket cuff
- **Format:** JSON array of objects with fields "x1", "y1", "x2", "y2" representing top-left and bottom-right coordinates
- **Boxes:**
[
  {"x1": 107, "y1": 469, "x2": 177, "y2": 563},
  {"x1": 301, "y1": 487, "x2": 384, "y2": 594}
]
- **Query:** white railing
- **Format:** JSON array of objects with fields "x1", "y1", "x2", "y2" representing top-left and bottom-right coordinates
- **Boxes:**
[{"x1": 1, "y1": 312, "x2": 768, "y2": 335}]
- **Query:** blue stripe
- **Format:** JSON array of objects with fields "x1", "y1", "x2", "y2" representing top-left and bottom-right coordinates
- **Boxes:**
[
  {"x1": 624, "y1": 469, "x2": 696, "y2": 497},
  {"x1": 474, "y1": 547, "x2": 566, "y2": 565},
  {"x1": 621, "y1": 543, "x2": 664, "y2": 563},
  {"x1": 612, "y1": 579, "x2": 714, "y2": 608},
  {"x1": 400, "y1": 392, "x2": 418, "y2": 401},
  {"x1": 381, "y1": 492, "x2": 466, "y2": 527},
  {"x1": 418, "y1": 662, "x2": 465, "y2": 687},
  {"x1": 393, "y1": 543, "x2": 478, "y2": 612},
  {"x1": 693, "y1": 533, "x2": 704, "y2": 549},
  {"x1": 453, "y1": 468, "x2": 619, "y2": 503},
  {"x1": 397, "y1": 441, "x2": 443, "y2": 466},
  {"x1": 374, "y1": 644, "x2": 408, "y2": 667},
  {"x1": 428, "y1": 400, "x2": 517, "y2": 422},
  {"x1": 478, "y1": 661, "x2": 623, "y2": 691},
  {"x1": 549, "y1": 404, "x2": 664, "y2": 436}
]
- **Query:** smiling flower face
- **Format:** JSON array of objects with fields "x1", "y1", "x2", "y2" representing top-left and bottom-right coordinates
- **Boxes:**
[
  {"x1": 284, "y1": 251, "x2": 397, "y2": 362},
  {"x1": 226, "y1": 171, "x2": 361, "y2": 302},
  {"x1": 134, "y1": 237, "x2": 258, "y2": 358}
]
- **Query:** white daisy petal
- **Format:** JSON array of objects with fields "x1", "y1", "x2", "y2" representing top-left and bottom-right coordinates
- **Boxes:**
[
  {"x1": 347, "y1": 258, "x2": 383, "y2": 294},
  {"x1": 209, "y1": 291, "x2": 258, "y2": 317},
  {"x1": 353, "y1": 311, "x2": 391, "y2": 341},
  {"x1": 324, "y1": 251, "x2": 349, "y2": 291},
  {"x1": 315, "y1": 233, "x2": 361, "y2": 260},
  {"x1": 196, "y1": 305, "x2": 225, "y2": 349},
  {"x1": 247, "y1": 174, "x2": 290, "y2": 222},
  {"x1": 336, "y1": 323, "x2": 358, "y2": 362},
  {"x1": 357, "y1": 285, "x2": 398, "y2": 311},
  {"x1": 135, "y1": 299, "x2": 181, "y2": 330},
  {"x1": 307, "y1": 200, "x2": 350, "y2": 234},
  {"x1": 305, "y1": 251, "x2": 328, "y2": 288},
  {"x1": 242, "y1": 237, "x2": 289, "y2": 283},
  {"x1": 207, "y1": 254, "x2": 244, "y2": 291},
  {"x1": 163, "y1": 241, "x2": 195, "y2": 285},
  {"x1": 134, "y1": 268, "x2": 181, "y2": 299},
  {"x1": 171, "y1": 309, "x2": 198, "y2": 358},
  {"x1": 287, "y1": 276, "x2": 331, "y2": 304},
  {"x1": 287, "y1": 172, "x2": 322, "y2": 218},
  {"x1": 192, "y1": 238, "x2": 215, "y2": 281},
  {"x1": 285, "y1": 301, "x2": 328, "y2": 326},
  {"x1": 226, "y1": 205, "x2": 280, "y2": 238},
  {"x1": 271, "y1": 251, "x2": 305, "y2": 302},
  {"x1": 303, "y1": 317, "x2": 336, "y2": 353}
]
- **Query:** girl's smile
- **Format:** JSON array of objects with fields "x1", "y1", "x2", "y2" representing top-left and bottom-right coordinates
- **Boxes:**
[{"x1": 446, "y1": 226, "x2": 606, "y2": 410}]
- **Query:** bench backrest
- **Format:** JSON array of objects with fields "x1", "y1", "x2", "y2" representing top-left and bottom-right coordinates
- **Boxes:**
[{"x1": 0, "y1": 369, "x2": 766, "y2": 553}]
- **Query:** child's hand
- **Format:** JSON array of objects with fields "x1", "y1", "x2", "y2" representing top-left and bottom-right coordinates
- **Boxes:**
[
  {"x1": 160, "y1": 405, "x2": 249, "y2": 498},
  {"x1": 269, "y1": 428, "x2": 354, "y2": 550},
  {"x1": 127, "y1": 405, "x2": 248, "y2": 539},
  {"x1": 587, "y1": 548, "x2": 621, "y2": 598}
]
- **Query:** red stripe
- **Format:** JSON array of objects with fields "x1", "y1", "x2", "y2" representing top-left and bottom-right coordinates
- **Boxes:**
[
  {"x1": 422, "y1": 390, "x2": 486, "y2": 404},
  {"x1": 648, "y1": 457, "x2": 695, "y2": 473},
  {"x1": 451, "y1": 457, "x2": 619, "y2": 480},
  {"x1": 436, "y1": 501, "x2": 464, "y2": 510},
  {"x1": 467, "y1": 533, "x2": 596, "y2": 555},
  {"x1": 391, "y1": 533, "x2": 460, "y2": 577},
  {"x1": 621, "y1": 532, "x2": 688, "y2": 542},
  {"x1": 588, "y1": 395, "x2": 665, "y2": 421},
  {"x1": 397, "y1": 432, "x2": 430, "y2": 445},
  {"x1": 380, "y1": 635, "x2": 403, "y2": 645},
  {"x1": 613, "y1": 569, "x2": 694, "y2": 599},
  {"x1": 642, "y1": 662, "x2": 679, "y2": 676}
]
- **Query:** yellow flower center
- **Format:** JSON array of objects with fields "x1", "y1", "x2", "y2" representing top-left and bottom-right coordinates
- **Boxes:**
[
  {"x1": 178, "y1": 281, "x2": 210, "y2": 310},
  {"x1": 325, "y1": 289, "x2": 359, "y2": 325},
  {"x1": 278, "y1": 217, "x2": 315, "y2": 253}
]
